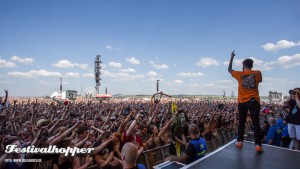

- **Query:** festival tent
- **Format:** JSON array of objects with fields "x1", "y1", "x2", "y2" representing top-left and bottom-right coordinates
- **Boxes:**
[
  {"x1": 50, "y1": 91, "x2": 62, "y2": 99},
  {"x1": 95, "y1": 94, "x2": 112, "y2": 99}
]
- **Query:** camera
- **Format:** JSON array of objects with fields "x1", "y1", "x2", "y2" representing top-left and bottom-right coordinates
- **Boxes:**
[{"x1": 289, "y1": 90, "x2": 296, "y2": 95}]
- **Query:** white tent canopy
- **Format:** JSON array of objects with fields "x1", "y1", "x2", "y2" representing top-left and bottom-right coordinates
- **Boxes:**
[{"x1": 50, "y1": 91, "x2": 62, "y2": 99}]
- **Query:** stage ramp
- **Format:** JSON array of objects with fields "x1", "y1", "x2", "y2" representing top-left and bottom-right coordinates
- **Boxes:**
[
  {"x1": 185, "y1": 140, "x2": 300, "y2": 169},
  {"x1": 155, "y1": 140, "x2": 300, "y2": 169}
]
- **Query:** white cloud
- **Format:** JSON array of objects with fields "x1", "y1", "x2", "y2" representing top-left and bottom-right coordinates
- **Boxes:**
[
  {"x1": 7, "y1": 72, "x2": 32, "y2": 78},
  {"x1": 174, "y1": 80, "x2": 184, "y2": 84},
  {"x1": 126, "y1": 57, "x2": 140, "y2": 65},
  {"x1": 177, "y1": 72, "x2": 204, "y2": 77},
  {"x1": 149, "y1": 61, "x2": 168, "y2": 69},
  {"x1": 196, "y1": 57, "x2": 219, "y2": 67},
  {"x1": 53, "y1": 60, "x2": 74, "y2": 67},
  {"x1": 0, "y1": 58, "x2": 17, "y2": 67},
  {"x1": 261, "y1": 40, "x2": 300, "y2": 52},
  {"x1": 105, "y1": 45, "x2": 121, "y2": 51},
  {"x1": 108, "y1": 62, "x2": 122, "y2": 68},
  {"x1": 119, "y1": 68, "x2": 136, "y2": 73},
  {"x1": 11, "y1": 55, "x2": 34, "y2": 64},
  {"x1": 78, "y1": 64, "x2": 89, "y2": 70},
  {"x1": 7, "y1": 69, "x2": 62, "y2": 78},
  {"x1": 146, "y1": 71, "x2": 157, "y2": 76},
  {"x1": 82, "y1": 73, "x2": 94, "y2": 78},
  {"x1": 29, "y1": 70, "x2": 62, "y2": 77},
  {"x1": 277, "y1": 54, "x2": 300, "y2": 69},
  {"x1": 53, "y1": 60, "x2": 90, "y2": 70},
  {"x1": 65, "y1": 72, "x2": 80, "y2": 78}
]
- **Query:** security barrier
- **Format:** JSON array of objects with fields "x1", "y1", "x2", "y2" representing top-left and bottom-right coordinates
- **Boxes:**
[
  {"x1": 86, "y1": 127, "x2": 253, "y2": 169},
  {"x1": 137, "y1": 128, "x2": 238, "y2": 169}
]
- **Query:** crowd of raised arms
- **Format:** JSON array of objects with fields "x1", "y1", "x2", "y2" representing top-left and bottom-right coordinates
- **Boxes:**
[{"x1": 0, "y1": 89, "x2": 299, "y2": 169}]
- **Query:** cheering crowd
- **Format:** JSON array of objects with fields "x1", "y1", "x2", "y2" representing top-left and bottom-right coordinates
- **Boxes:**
[{"x1": 0, "y1": 88, "x2": 299, "y2": 169}]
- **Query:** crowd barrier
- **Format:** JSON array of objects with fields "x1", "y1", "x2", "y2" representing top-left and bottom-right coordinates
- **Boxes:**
[
  {"x1": 137, "y1": 128, "x2": 239, "y2": 169},
  {"x1": 87, "y1": 127, "x2": 255, "y2": 169}
]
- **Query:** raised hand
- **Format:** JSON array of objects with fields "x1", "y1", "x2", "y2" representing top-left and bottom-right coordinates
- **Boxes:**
[
  {"x1": 0, "y1": 134, "x2": 4, "y2": 144},
  {"x1": 75, "y1": 120, "x2": 83, "y2": 127},
  {"x1": 231, "y1": 50, "x2": 235, "y2": 58},
  {"x1": 58, "y1": 127, "x2": 67, "y2": 135},
  {"x1": 86, "y1": 155, "x2": 93, "y2": 165}
]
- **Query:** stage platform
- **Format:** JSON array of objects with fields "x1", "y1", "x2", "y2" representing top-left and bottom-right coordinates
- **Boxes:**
[{"x1": 183, "y1": 140, "x2": 300, "y2": 169}]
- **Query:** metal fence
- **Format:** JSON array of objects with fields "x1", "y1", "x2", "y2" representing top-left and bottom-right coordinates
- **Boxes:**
[
  {"x1": 87, "y1": 127, "x2": 254, "y2": 169},
  {"x1": 137, "y1": 128, "x2": 238, "y2": 169}
]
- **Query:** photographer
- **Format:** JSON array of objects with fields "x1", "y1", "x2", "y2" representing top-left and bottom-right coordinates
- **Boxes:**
[{"x1": 283, "y1": 88, "x2": 300, "y2": 150}]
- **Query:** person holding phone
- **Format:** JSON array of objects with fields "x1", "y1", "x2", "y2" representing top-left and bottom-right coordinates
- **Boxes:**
[{"x1": 228, "y1": 51, "x2": 264, "y2": 152}]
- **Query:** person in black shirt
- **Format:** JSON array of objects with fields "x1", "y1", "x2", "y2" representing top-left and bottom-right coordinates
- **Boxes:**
[
  {"x1": 283, "y1": 88, "x2": 300, "y2": 150},
  {"x1": 166, "y1": 124, "x2": 207, "y2": 164}
]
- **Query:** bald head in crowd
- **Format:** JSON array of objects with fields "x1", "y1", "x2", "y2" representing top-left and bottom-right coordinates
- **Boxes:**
[
  {"x1": 121, "y1": 142, "x2": 138, "y2": 168},
  {"x1": 189, "y1": 124, "x2": 200, "y2": 136},
  {"x1": 268, "y1": 117, "x2": 276, "y2": 126}
]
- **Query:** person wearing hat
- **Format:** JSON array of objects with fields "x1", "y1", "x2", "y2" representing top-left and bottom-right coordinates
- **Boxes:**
[{"x1": 228, "y1": 51, "x2": 263, "y2": 152}]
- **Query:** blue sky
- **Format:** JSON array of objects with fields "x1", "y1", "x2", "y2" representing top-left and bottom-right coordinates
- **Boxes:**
[{"x1": 0, "y1": 0, "x2": 300, "y2": 97}]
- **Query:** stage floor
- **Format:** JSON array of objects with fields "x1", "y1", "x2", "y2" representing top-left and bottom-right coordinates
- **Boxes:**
[{"x1": 184, "y1": 140, "x2": 300, "y2": 169}]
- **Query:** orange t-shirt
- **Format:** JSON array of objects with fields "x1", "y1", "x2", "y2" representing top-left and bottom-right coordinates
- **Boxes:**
[{"x1": 231, "y1": 70, "x2": 262, "y2": 103}]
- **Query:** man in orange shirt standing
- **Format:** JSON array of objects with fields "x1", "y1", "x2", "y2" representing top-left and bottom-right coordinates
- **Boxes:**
[{"x1": 228, "y1": 51, "x2": 264, "y2": 152}]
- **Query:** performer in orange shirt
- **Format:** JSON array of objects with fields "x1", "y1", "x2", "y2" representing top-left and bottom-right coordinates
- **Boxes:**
[{"x1": 228, "y1": 51, "x2": 263, "y2": 152}]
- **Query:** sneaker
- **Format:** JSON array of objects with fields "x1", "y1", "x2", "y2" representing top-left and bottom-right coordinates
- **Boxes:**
[
  {"x1": 255, "y1": 145, "x2": 264, "y2": 152},
  {"x1": 235, "y1": 141, "x2": 243, "y2": 148}
]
